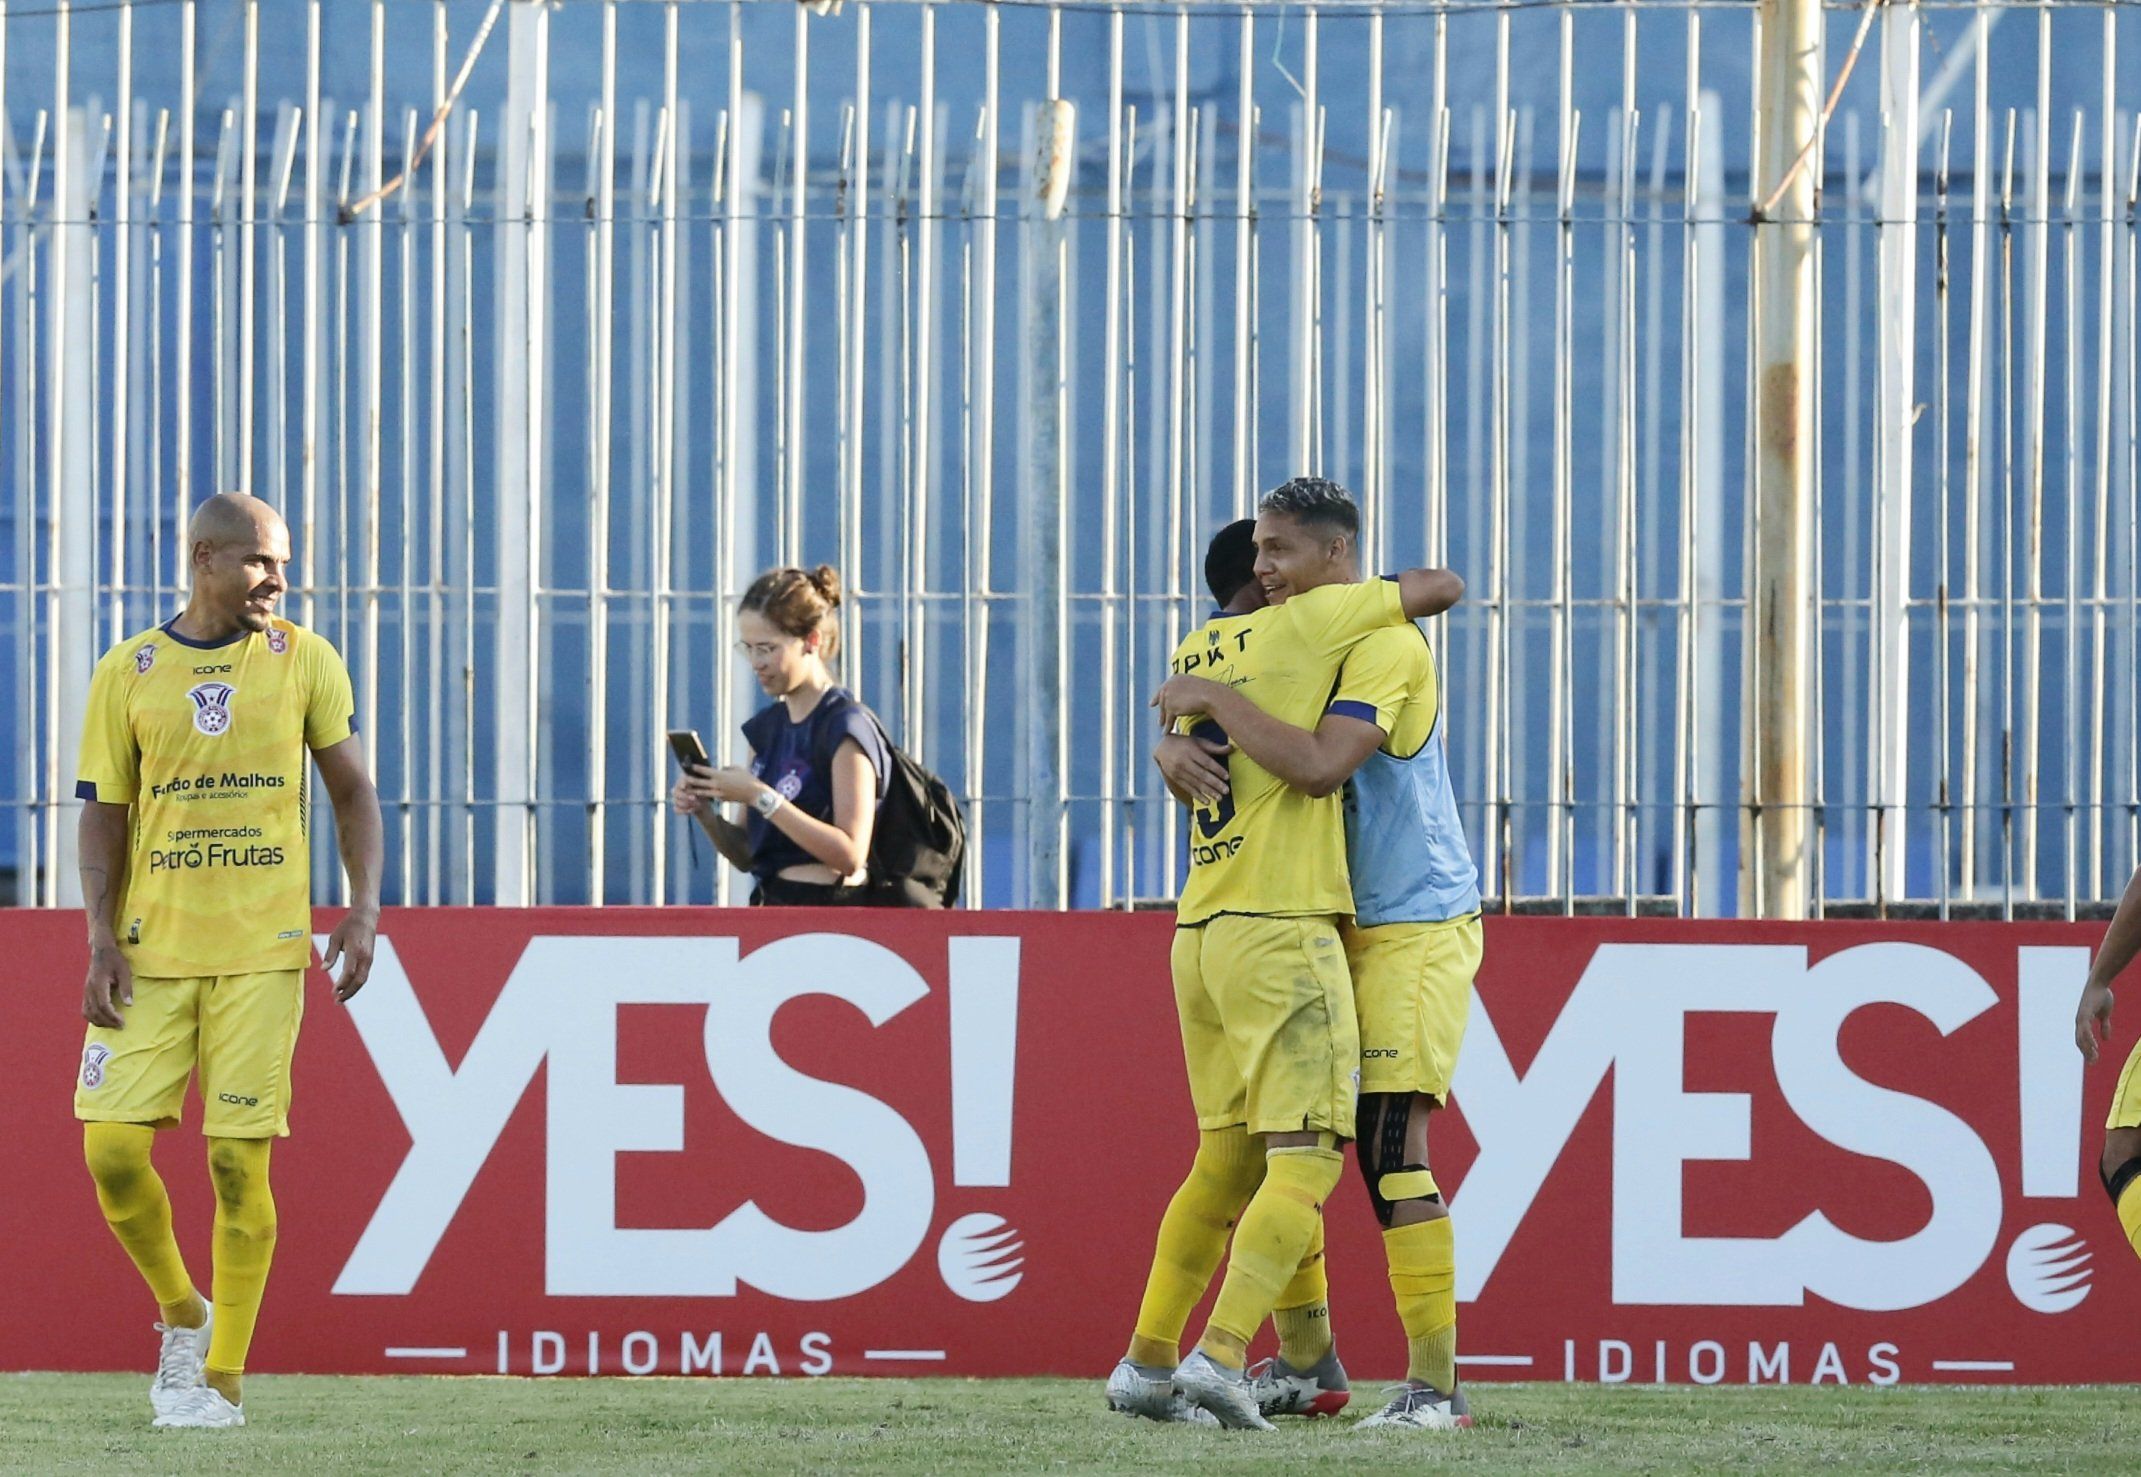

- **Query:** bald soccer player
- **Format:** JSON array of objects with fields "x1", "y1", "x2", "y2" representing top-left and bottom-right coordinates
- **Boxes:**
[{"x1": 73, "y1": 493, "x2": 383, "y2": 1429}]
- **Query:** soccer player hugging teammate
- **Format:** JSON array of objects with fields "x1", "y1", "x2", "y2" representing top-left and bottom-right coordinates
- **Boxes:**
[
  {"x1": 1152, "y1": 482, "x2": 1484, "y2": 1432},
  {"x1": 73, "y1": 494, "x2": 384, "y2": 1430},
  {"x1": 1106, "y1": 477, "x2": 1466, "y2": 1431},
  {"x1": 2076, "y1": 865, "x2": 2141, "y2": 1267}
]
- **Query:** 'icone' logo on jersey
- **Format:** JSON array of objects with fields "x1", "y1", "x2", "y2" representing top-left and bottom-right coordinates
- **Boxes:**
[{"x1": 189, "y1": 682, "x2": 237, "y2": 736}]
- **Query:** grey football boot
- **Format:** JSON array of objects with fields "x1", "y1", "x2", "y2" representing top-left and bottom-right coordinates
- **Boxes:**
[
  {"x1": 1170, "y1": 1349, "x2": 1277, "y2": 1431},
  {"x1": 1355, "y1": 1380, "x2": 1474, "y2": 1431},
  {"x1": 1104, "y1": 1359, "x2": 1221, "y2": 1426}
]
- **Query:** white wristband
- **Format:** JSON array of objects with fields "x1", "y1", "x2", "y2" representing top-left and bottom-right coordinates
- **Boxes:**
[{"x1": 752, "y1": 788, "x2": 784, "y2": 819}]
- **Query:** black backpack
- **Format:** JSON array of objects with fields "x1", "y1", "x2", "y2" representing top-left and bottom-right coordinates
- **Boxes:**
[{"x1": 865, "y1": 718, "x2": 966, "y2": 908}]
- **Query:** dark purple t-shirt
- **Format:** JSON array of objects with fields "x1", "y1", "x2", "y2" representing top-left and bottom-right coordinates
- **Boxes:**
[{"x1": 740, "y1": 687, "x2": 890, "y2": 878}]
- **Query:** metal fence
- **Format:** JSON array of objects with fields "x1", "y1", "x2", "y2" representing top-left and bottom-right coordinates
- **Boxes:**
[{"x1": 3, "y1": 0, "x2": 2140, "y2": 915}]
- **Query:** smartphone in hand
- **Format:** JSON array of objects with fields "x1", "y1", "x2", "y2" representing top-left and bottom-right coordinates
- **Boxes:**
[{"x1": 666, "y1": 729, "x2": 711, "y2": 774}]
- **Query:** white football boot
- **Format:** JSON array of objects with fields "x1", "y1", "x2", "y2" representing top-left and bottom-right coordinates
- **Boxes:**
[
  {"x1": 152, "y1": 1384, "x2": 246, "y2": 1429},
  {"x1": 1170, "y1": 1350, "x2": 1276, "y2": 1431},
  {"x1": 149, "y1": 1310, "x2": 213, "y2": 1419},
  {"x1": 1355, "y1": 1380, "x2": 1474, "y2": 1431},
  {"x1": 1248, "y1": 1349, "x2": 1352, "y2": 1418},
  {"x1": 1104, "y1": 1359, "x2": 1220, "y2": 1425}
]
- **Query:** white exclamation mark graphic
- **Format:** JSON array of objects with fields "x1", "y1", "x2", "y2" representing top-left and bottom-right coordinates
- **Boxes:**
[
  {"x1": 2017, "y1": 947, "x2": 2089, "y2": 1199},
  {"x1": 948, "y1": 936, "x2": 1021, "y2": 1186},
  {"x1": 940, "y1": 938, "x2": 1025, "y2": 1303},
  {"x1": 2010, "y1": 947, "x2": 2096, "y2": 1314}
]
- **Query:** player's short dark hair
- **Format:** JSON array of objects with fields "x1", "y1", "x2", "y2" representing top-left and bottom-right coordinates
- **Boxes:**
[
  {"x1": 1204, "y1": 519, "x2": 1259, "y2": 608},
  {"x1": 1258, "y1": 476, "x2": 1360, "y2": 539}
]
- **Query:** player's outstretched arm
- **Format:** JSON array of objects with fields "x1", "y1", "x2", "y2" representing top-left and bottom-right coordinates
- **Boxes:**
[
  {"x1": 78, "y1": 800, "x2": 134, "y2": 1029},
  {"x1": 312, "y1": 737, "x2": 383, "y2": 1003},
  {"x1": 1154, "y1": 675, "x2": 1380, "y2": 799},
  {"x1": 1391, "y1": 567, "x2": 1465, "y2": 620},
  {"x1": 2080, "y1": 864, "x2": 2141, "y2": 1061}
]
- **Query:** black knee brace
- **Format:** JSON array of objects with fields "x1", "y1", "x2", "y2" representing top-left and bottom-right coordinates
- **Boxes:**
[
  {"x1": 1356, "y1": 1093, "x2": 1442, "y2": 1228},
  {"x1": 2104, "y1": 1153, "x2": 2141, "y2": 1206}
]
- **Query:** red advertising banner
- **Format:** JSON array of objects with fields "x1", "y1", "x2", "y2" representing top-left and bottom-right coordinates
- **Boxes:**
[{"x1": 4, "y1": 909, "x2": 2137, "y2": 1384}]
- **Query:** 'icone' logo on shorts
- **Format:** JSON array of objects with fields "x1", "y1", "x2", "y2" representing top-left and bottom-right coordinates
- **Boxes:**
[{"x1": 80, "y1": 1043, "x2": 111, "y2": 1090}]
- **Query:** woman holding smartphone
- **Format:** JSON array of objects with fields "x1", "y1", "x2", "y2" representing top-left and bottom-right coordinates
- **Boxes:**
[{"x1": 670, "y1": 565, "x2": 889, "y2": 905}]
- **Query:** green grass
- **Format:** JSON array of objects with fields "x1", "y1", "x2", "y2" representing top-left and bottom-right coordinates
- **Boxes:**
[{"x1": 4, "y1": 1373, "x2": 2137, "y2": 1475}]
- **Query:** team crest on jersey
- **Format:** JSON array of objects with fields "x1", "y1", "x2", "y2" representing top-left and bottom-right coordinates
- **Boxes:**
[
  {"x1": 267, "y1": 628, "x2": 288, "y2": 655},
  {"x1": 188, "y1": 681, "x2": 237, "y2": 736},
  {"x1": 80, "y1": 1043, "x2": 111, "y2": 1090},
  {"x1": 134, "y1": 644, "x2": 156, "y2": 674}
]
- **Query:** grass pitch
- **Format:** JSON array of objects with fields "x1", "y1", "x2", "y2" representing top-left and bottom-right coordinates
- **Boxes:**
[{"x1": 4, "y1": 1373, "x2": 2137, "y2": 1474}]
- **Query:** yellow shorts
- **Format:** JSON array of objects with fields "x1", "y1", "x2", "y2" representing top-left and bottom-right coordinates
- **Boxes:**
[
  {"x1": 1344, "y1": 913, "x2": 1482, "y2": 1100},
  {"x1": 74, "y1": 971, "x2": 305, "y2": 1138},
  {"x1": 1172, "y1": 914, "x2": 1359, "y2": 1139},
  {"x1": 2108, "y1": 1033, "x2": 2141, "y2": 1130}
]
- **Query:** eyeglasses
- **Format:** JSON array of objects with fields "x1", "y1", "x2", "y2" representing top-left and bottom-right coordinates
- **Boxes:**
[{"x1": 734, "y1": 640, "x2": 797, "y2": 661}]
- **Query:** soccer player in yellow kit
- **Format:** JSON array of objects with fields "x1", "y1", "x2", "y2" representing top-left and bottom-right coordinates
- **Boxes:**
[
  {"x1": 1158, "y1": 495, "x2": 1481, "y2": 1432},
  {"x1": 73, "y1": 493, "x2": 383, "y2": 1430},
  {"x1": 1106, "y1": 478, "x2": 1464, "y2": 1430},
  {"x1": 2076, "y1": 864, "x2": 2141, "y2": 1268}
]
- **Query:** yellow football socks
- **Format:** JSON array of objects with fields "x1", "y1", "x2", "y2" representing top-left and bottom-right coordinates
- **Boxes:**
[
  {"x1": 204, "y1": 1138, "x2": 277, "y2": 1407},
  {"x1": 2118, "y1": 1173, "x2": 2141, "y2": 1261},
  {"x1": 1199, "y1": 1144, "x2": 1344, "y2": 1370},
  {"x1": 1272, "y1": 1218, "x2": 1334, "y2": 1369},
  {"x1": 84, "y1": 1123, "x2": 201, "y2": 1324},
  {"x1": 1385, "y1": 1214, "x2": 1458, "y2": 1391},
  {"x1": 1127, "y1": 1127, "x2": 1264, "y2": 1369}
]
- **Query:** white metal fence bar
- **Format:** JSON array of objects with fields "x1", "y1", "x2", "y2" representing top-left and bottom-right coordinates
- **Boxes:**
[{"x1": 3, "y1": 0, "x2": 2141, "y2": 917}]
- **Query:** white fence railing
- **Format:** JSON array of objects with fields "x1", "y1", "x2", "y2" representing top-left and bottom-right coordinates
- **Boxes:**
[{"x1": 3, "y1": 0, "x2": 2139, "y2": 915}]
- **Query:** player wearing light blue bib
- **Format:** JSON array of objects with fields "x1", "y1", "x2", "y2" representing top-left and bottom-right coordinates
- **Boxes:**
[
  {"x1": 1155, "y1": 481, "x2": 1481, "y2": 1433},
  {"x1": 1326, "y1": 621, "x2": 1483, "y2": 1127},
  {"x1": 1335, "y1": 626, "x2": 1481, "y2": 930},
  {"x1": 1114, "y1": 484, "x2": 1469, "y2": 1433}
]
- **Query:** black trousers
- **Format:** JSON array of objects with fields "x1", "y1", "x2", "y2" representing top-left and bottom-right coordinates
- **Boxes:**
[{"x1": 750, "y1": 873, "x2": 875, "y2": 907}]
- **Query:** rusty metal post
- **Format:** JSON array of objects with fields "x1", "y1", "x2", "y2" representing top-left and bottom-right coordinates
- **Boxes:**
[{"x1": 1745, "y1": 0, "x2": 1822, "y2": 916}]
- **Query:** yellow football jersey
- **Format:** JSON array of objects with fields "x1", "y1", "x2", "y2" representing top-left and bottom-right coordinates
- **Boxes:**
[
  {"x1": 75, "y1": 617, "x2": 356, "y2": 977},
  {"x1": 1331, "y1": 623, "x2": 1439, "y2": 757},
  {"x1": 1170, "y1": 577, "x2": 1408, "y2": 925}
]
